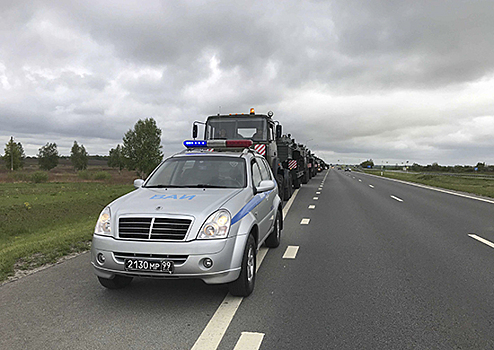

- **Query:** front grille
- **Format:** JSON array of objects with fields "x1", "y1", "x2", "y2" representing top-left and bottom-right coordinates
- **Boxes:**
[
  {"x1": 118, "y1": 217, "x2": 192, "y2": 240},
  {"x1": 113, "y1": 252, "x2": 188, "y2": 265}
]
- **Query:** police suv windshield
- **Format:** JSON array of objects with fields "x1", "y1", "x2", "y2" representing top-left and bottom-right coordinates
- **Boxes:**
[{"x1": 145, "y1": 156, "x2": 247, "y2": 188}]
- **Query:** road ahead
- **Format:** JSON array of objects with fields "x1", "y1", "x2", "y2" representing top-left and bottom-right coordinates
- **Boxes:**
[{"x1": 2, "y1": 169, "x2": 494, "y2": 349}]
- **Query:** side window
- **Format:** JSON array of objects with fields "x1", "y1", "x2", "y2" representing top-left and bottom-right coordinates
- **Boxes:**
[
  {"x1": 256, "y1": 158, "x2": 271, "y2": 181},
  {"x1": 251, "y1": 161, "x2": 262, "y2": 187}
]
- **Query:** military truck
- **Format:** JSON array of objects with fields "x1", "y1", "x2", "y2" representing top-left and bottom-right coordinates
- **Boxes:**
[
  {"x1": 276, "y1": 134, "x2": 311, "y2": 191},
  {"x1": 192, "y1": 109, "x2": 293, "y2": 201}
]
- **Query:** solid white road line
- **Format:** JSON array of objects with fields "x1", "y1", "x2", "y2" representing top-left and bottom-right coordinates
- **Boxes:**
[
  {"x1": 361, "y1": 172, "x2": 494, "y2": 205},
  {"x1": 233, "y1": 332, "x2": 265, "y2": 350},
  {"x1": 283, "y1": 246, "x2": 300, "y2": 259},
  {"x1": 468, "y1": 234, "x2": 494, "y2": 249},
  {"x1": 191, "y1": 189, "x2": 300, "y2": 350},
  {"x1": 300, "y1": 218, "x2": 310, "y2": 225},
  {"x1": 283, "y1": 189, "x2": 299, "y2": 218},
  {"x1": 191, "y1": 295, "x2": 244, "y2": 350},
  {"x1": 308, "y1": 205, "x2": 316, "y2": 209},
  {"x1": 390, "y1": 195, "x2": 404, "y2": 202}
]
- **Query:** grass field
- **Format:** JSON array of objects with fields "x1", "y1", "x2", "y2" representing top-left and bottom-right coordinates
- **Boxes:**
[
  {"x1": 362, "y1": 170, "x2": 494, "y2": 199},
  {"x1": 0, "y1": 165, "x2": 135, "y2": 282}
]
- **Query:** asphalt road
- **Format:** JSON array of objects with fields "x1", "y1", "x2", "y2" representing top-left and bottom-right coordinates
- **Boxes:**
[{"x1": 2, "y1": 169, "x2": 494, "y2": 349}]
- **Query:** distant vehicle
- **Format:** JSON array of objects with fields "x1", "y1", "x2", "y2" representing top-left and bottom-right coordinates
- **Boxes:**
[
  {"x1": 91, "y1": 140, "x2": 283, "y2": 297},
  {"x1": 344, "y1": 167, "x2": 351, "y2": 172}
]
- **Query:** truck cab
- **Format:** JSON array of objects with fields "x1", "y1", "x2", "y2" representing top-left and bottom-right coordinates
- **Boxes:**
[{"x1": 193, "y1": 109, "x2": 292, "y2": 201}]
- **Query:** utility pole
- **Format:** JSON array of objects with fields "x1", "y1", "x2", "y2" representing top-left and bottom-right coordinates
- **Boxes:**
[{"x1": 10, "y1": 136, "x2": 14, "y2": 172}]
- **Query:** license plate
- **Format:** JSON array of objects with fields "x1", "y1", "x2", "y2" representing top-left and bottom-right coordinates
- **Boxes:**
[{"x1": 124, "y1": 259, "x2": 174, "y2": 274}]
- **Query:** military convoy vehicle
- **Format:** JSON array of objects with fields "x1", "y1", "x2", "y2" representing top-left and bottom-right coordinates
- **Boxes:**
[{"x1": 192, "y1": 109, "x2": 325, "y2": 200}]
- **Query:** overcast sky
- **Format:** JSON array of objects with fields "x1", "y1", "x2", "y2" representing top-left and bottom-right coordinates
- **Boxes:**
[{"x1": 1, "y1": 0, "x2": 494, "y2": 166}]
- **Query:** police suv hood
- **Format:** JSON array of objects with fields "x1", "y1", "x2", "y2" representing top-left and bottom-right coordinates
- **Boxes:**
[{"x1": 111, "y1": 187, "x2": 243, "y2": 218}]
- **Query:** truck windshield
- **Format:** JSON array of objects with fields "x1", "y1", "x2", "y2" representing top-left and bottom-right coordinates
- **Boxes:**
[
  {"x1": 206, "y1": 117, "x2": 267, "y2": 141},
  {"x1": 145, "y1": 156, "x2": 246, "y2": 188}
]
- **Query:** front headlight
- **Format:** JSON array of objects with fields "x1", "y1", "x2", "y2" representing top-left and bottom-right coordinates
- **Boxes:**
[
  {"x1": 198, "y1": 209, "x2": 231, "y2": 239},
  {"x1": 95, "y1": 207, "x2": 111, "y2": 235}
]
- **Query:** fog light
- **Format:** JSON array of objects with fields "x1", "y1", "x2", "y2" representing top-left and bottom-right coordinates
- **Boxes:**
[
  {"x1": 97, "y1": 253, "x2": 106, "y2": 264},
  {"x1": 203, "y1": 258, "x2": 213, "y2": 269}
]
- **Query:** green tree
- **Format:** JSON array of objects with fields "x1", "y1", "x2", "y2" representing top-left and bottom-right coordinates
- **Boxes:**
[
  {"x1": 70, "y1": 141, "x2": 89, "y2": 171},
  {"x1": 108, "y1": 144, "x2": 125, "y2": 172},
  {"x1": 38, "y1": 142, "x2": 59, "y2": 170},
  {"x1": 122, "y1": 118, "x2": 163, "y2": 178},
  {"x1": 360, "y1": 159, "x2": 374, "y2": 168},
  {"x1": 2, "y1": 137, "x2": 25, "y2": 171}
]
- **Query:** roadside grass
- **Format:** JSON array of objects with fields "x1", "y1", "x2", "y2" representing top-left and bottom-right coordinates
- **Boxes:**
[
  {"x1": 0, "y1": 182, "x2": 133, "y2": 282},
  {"x1": 363, "y1": 170, "x2": 494, "y2": 198}
]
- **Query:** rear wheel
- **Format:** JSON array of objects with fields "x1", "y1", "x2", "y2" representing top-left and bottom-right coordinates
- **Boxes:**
[
  {"x1": 265, "y1": 211, "x2": 282, "y2": 248},
  {"x1": 229, "y1": 234, "x2": 256, "y2": 297},
  {"x1": 97, "y1": 275, "x2": 133, "y2": 289},
  {"x1": 293, "y1": 174, "x2": 301, "y2": 189},
  {"x1": 283, "y1": 173, "x2": 292, "y2": 200}
]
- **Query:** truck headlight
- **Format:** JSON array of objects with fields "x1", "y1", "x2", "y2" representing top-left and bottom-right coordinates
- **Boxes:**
[
  {"x1": 198, "y1": 210, "x2": 231, "y2": 239},
  {"x1": 95, "y1": 207, "x2": 111, "y2": 235}
]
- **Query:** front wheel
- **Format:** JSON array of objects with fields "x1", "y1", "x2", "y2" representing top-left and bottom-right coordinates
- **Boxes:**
[
  {"x1": 229, "y1": 234, "x2": 256, "y2": 297},
  {"x1": 97, "y1": 275, "x2": 133, "y2": 289}
]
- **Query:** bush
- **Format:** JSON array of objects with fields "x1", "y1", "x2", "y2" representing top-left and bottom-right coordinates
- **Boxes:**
[
  {"x1": 31, "y1": 171, "x2": 49, "y2": 183},
  {"x1": 94, "y1": 171, "x2": 111, "y2": 181},
  {"x1": 78, "y1": 170, "x2": 92, "y2": 180},
  {"x1": 7, "y1": 172, "x2": 30, "y2": 182}
]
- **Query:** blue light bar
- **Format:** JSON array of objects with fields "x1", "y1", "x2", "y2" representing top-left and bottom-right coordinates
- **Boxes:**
[{"x1": 183, "y1": 140, "x2": 207, "y2": 147}]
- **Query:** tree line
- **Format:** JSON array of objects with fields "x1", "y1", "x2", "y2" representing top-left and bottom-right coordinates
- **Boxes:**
[
  {"x1": 359, "y1": 159, "x2": 494, "y2": 173},
  {"x1": 2, "y1": 118, "x2": 163, "y2": 178}
]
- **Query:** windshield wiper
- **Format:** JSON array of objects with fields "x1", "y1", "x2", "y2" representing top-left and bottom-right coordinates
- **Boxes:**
[
  {"x1": 187, "y1": 184, "x2": 231, "y2": 188},
  {"x1": 144, "y1": 185, "x2": 183, "y2": 188}
]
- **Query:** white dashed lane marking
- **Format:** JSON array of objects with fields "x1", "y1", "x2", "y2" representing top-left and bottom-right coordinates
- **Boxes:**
[
  {"x1": 313, "y1": 197, "x2": 319, "y2": 200},
  {"x1": 233, "y1": 332, "x2": 265, "y2": 350},
  {"x1": 283, "y1": 246, "x2": 300, "y2": 259},
  {"x1": 300, "y1": 218, "x2": 310, "y2": 225},
  {"x1": 390, "y1": 195, "x2": 403, "y2": 202},
  {"x1": 369, "y1": 185, "x2": 374, "y2": 188},
  {"x1": 468, "y1": 234, "x2": 494, "y2": 249},
  {"x1": 308, "y1": 205, "x2": 315, "y2": 209}
]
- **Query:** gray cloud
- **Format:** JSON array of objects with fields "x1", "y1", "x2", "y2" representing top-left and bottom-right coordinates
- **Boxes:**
[{"x1": 1, "y1": 0, "x2": 494, "y2": 165}]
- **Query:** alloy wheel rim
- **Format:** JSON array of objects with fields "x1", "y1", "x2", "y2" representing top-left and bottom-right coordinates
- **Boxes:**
[{"x1": 247, "y1": 246, "x2": 255, "y2": 282}]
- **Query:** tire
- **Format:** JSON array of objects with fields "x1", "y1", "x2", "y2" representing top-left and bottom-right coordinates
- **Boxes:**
[
  {"x1": 276, "y1": 174, "x2": 284, "y2": 201},
  {"x1": 97, "y1": 275, "x2": 133, "y2": 289},
  {"x1": 229, "y1": 234, "x2": 256, "y2": 297},
  {"x1": 283, "y1": 173, "x2": 292, "y2": 201},
  {"x1": 293, "y1": 174, "x2": 301, "y2": 189},
  {"x1": 302, "y1": 170, "x2": 309, "y2": 184},
  {"x1": 265, "y1": 211, "x2": 282, "y2": 248}
]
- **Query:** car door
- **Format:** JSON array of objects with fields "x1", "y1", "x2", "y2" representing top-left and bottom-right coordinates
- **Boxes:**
[{"x1": 253, "y1": 157, "x2": 275, "y2": 241}]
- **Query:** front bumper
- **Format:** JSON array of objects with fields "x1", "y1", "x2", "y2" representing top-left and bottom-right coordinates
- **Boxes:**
[{"x1": 91, "y1": 234, "x2": 248, "y2": 284}]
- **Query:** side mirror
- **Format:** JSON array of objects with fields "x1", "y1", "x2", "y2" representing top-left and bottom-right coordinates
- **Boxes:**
[
  {"x1": 256, "y1": 179, "x2": 276, "y2": 193},
  {"x1": 134, "y1": 179, "x2": 145, "y2": 189},
  {"x1": 192, "y1": 124, "x2": 198, "y2": 139},
  {"x1": 275, "y1": 125, "x2": 282, "y2": 139}
]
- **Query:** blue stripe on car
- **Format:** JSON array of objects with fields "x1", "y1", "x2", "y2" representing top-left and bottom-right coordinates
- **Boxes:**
[{"x1": 231, "y1": 190, "x2": 273, "y2": 225}]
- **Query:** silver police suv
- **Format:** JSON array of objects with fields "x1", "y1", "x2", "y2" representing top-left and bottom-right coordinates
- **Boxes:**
[{"x1": 91, "y1": 140, "x2": 283, "y2": 296}]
